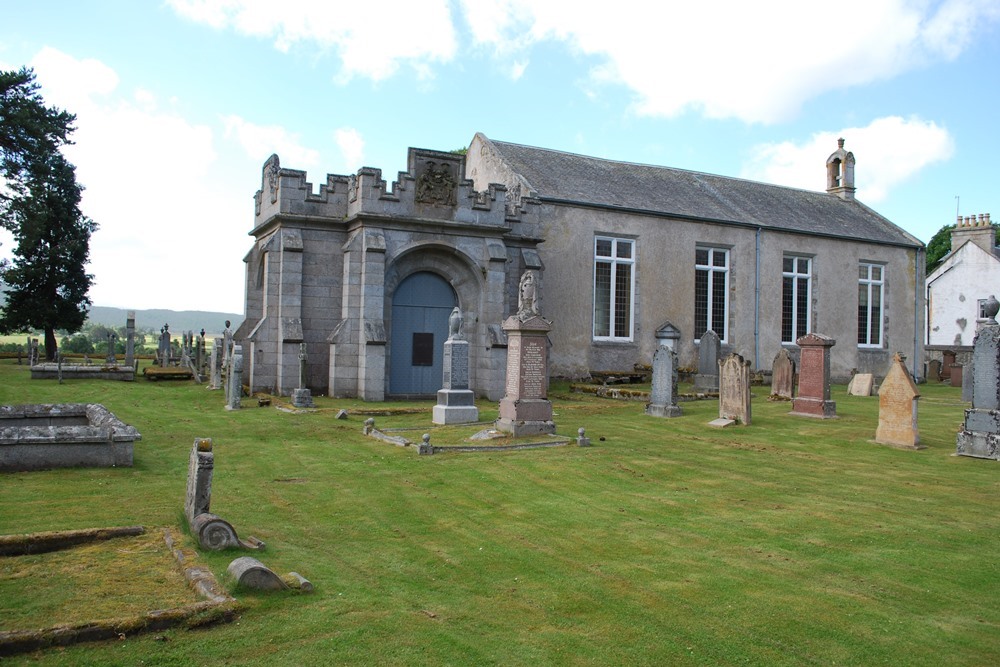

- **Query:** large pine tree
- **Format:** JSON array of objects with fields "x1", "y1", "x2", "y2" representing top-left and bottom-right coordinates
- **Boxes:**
[{"x1": 0, "y1": 68, "x2": 95, "y2": 360}]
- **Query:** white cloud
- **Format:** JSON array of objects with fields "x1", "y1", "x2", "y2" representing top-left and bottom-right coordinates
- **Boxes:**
[
  {"x1": 458, "y1": 0, "x2": 1000, "y2": 124},
  {"x1": 740, "y1": 117, "x2": 955, "y2": 202},
  {"x1": 222, "y1": 115, "x2": 320, "y2": 167},
  {"x1": 167, "y1": 0, "x2": 457, "y2": 83},
  {"x1": 23, "y1": 48, "x2": 248, "y2": 312},
  {"x1": 333, "y1": 127, "x2": 364, "y2": 170}
]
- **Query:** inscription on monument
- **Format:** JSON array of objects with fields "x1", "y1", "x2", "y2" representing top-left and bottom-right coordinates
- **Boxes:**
[
  {"x1": 520, "y1": 340, "x2": 545, "y2": 398},
  {"x1": 506, "y1": 337, "x2": 521, "y2": 396}
]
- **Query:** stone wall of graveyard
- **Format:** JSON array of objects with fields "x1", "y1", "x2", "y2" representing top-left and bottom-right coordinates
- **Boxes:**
[{"x1": 237, "y1": 150, "x2": 542, "y2": 399}]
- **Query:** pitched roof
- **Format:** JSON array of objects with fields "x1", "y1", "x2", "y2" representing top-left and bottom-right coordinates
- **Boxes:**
[{"x1": 481, "y1": 136, "x2": 923, "y2": 248}]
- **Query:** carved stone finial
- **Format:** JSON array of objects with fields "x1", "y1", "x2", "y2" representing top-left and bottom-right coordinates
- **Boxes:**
[
  {"x1": 517, "y1": 270, "x2": 539, "y2": 317},
  {"x1": 448, "y1": 307, "x2": 464, "y2": 340}
]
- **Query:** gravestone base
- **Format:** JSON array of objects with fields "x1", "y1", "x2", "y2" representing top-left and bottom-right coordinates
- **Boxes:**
[
  {"x1": 497, "y1": 398, "x2": 555, "y2": 436},
  {"x1": 291, "y1": 388, "x2": 315, "y2": 408},
  {"x1": 432, "y1": 389, "x2": 479, "y2": 425},
  {"x1": 790, "y1": 397, "x2": 837, "y2": 419},
  {"x1": 956, "y1": 427, "x2": 1000, "y2": 460},
  {"x1": 646, "y1": 403, "x2": 682, "y2": 418}
]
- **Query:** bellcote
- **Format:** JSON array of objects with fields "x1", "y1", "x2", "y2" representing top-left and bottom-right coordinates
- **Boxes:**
[{"x1": 826, "y1": 138, "x2": 856, "y2": 201}]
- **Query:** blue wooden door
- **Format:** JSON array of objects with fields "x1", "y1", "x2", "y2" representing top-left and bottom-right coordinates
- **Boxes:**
[{"x1": 389, "y1": 272, "x2": 457, "y2": 396}]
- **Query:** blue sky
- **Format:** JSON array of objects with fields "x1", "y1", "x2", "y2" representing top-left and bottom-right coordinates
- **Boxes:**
[{"x1": 2, "y1": 0, "x2": 998, "y2": 314}]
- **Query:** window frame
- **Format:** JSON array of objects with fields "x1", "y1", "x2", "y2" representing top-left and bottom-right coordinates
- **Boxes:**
[
  {"x1": 858, "y1": 262, "x2": 885, "y2": 348},
  {"x1": 592, "y1": 236, "x2": 636, "y2": 342},
  {"x1": 781, "y1": 255, "x2": 812, "y2": 343},
  {"x1": 694, "y1": 246, "x2": 730, "y2": 343}
]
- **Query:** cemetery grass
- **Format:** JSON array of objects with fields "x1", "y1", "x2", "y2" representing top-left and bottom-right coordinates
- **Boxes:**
[{"x1": 0, "y1": 361, "x2": 997, "y2": 666}]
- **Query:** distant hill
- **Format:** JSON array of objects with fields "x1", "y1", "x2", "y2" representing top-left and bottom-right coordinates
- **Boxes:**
[{"x1": 86, "y1": 306, "x2": 243, "y2": 333}]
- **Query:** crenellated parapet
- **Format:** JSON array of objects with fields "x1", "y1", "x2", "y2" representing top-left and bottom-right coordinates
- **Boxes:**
[{"x1": 253, "y1": 148, "x2": 540, "y2": 234}]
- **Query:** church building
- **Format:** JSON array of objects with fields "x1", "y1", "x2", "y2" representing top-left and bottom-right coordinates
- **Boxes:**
[{"x1": 235, "y1": 134, "x2": 925, "y2": 400}]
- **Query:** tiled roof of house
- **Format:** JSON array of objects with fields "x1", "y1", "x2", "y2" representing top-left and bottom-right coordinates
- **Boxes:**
[{"x1": 483, "y1": 136, "x2": 923, "y2": 248}]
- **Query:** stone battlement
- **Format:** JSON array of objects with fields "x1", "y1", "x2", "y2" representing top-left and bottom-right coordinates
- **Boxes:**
[{"x1": 253, "y1": 148, "x2": 539, "y2": 232}]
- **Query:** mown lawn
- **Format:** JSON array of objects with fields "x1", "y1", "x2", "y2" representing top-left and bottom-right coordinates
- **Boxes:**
[{"x1": 0, "y1": 359, "x2": 997, "y2": 666}]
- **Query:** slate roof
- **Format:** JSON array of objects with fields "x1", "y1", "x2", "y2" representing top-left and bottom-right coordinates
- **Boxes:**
[{"x1": 483, "y1": 136, "x2": 923, "y2": 248}]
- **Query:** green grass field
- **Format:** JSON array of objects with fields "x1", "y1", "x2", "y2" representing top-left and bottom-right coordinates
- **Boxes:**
[{"x1": 0, "y1": 360, "x2": 997, "y2": 665}]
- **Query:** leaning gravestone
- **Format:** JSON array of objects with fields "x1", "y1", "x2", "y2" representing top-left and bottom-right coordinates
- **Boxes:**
[
  {"x1": 875, "y1": 353, "x2": 922, "y2": 449},
  {"x1": 847, "y1": 373, "x2": 874, "y2": 397},
  {"x1": 956, "y1": 298, "x2": 1000, "y2": 459},
  {"x1": 645, "y1": 346, "x2": 682, "y2": 417},
  {"x1": 497, "y1": 271, "x2": 555, "y2": 436},
  {"x1": 693, "y1": 330, "x2": 721, "y2": 393},
  {"x1": 433, "y1": 307, "x2": 479, "y2": 424},
  {"x1": 718, "y1": 353, "x2": 751, "y2": 425},
  {"x1": 771, "y1": 348, "x2": 795, "y2": 399},
  {"x1": 790, "y1": 332, "x2": 836, "y2": 418}
]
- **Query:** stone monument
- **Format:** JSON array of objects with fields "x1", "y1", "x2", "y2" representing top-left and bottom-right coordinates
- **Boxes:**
[
  {"x1": 771, "y1": 348, "x2": 795, "y2": 399},
  {"x1": 105, "y1": 331, "x2": 117, "y2": 365},
  {"x1": 790, "y1": 332, "x2": 836, "y2": 418},
  {"x1": 645, "y1": 346, "x2": 682, "y2": 417},
  {"x1": 956, "y1": 296, "x2": 1000, "y2": 459},
  {"x1": 158, "y1": 325, "x2": 171, "y2": 366},
  {"x1": 209, "y1": 338, "x2": 223, "y2": 390},
  {"x1": 718, "y1": 352, "x2": 752, "y2": 425},
  {"x1": 433, "y1": 307, "x2": 479, "y2": 424},
  {"x1": 693, "y1": 330, "x2": 721, "y2": 393},
  {"x1": 496, "y1": 271, "x2": 555, "y2": 436},
  {"x1": 185, "y1": 438, "x2": 263, "y2": 550},
  {"x1": 875, "y1": 353, "x2": 922, "y2": 449},
  {"x1": 291, "y1": 343, "x2": 315, "y2": 408},
  {"x1": 125, "y1": 311, "x2": 135, "y2": 368},
  {"x1": 226, "y1": 345, "x2": 243, "y2": 411}
]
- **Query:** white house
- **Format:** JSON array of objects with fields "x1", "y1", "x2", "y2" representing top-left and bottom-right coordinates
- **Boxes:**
[{"x1": 926, "y1": 214, "x2": 999, "y2": 349}]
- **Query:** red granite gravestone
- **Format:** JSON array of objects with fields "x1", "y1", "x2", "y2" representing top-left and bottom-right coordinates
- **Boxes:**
[{"x1": 790, "y1": 333, "x2": 837, "y2": 418}]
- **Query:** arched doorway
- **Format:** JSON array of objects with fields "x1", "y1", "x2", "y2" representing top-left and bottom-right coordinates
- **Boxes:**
[{"x1": 389, "y1": 271, "x2": 457, "y2": 396}]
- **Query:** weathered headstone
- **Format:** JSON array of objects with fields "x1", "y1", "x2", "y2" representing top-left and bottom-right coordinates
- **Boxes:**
[
  {"x1": 771, "y1": 348, "x2": 795, "y2": 399},
  {"x1": 226, "y1": 345, "x2": 243, "y2": 411},
  {"x1": 291, "y1": 343, "x2": 315, "y2": 408},
  {"x1": 941, "y1": 350, "x2": 955, "y2": 380},
  {"x1": 654, "y1": 321, "x2": 681, "y2": 352},
  {"x1": 790, "y1": 332, "x2": 836, "y2": 418},
  {"x1": 962, "y1": 358, "x2": 973, "y2": 402},
  {"x1": 184, "y1": 437, "x2": 264, "y2": 550},
  {"x1": 693, "y1": 330, "x2": 721, "y2": 393},
  {"x1": 847, "y1": 373, "x2": 874, "y2": 396},
  {"x1": 949, "y1": 363, "x2": 963, "y2": 388},
  {"x1": 158, "y1": 325, "x2": 171, "y2": 366},
  {"x1": 577, "y1": 427, "x2": 591, "y2": 447},
  {"x1": 956, "y1": 300, "x2": 1000, "y2": 459},
  {"x1": 645, "y1": 346, "x2": 682, "y2": 417},
  {"x1": 875, "y1": 353, "x2": 922, "y2": 449},
  {"x1": 105, "y1": 331, "x2": 117, "y2": 365},
  {"x1": 125, "y1": 311, "x2": 135, "y2": 368},
  {"x1": 185, "y1": 438, "x2": 215, "y2": 524},
  {"x1": 718, "y1": 353, "x2": 751, "y2": 425},
  {"x1": 497, "y1": 271, "x2": 555, "y2": 436},
  {"x1": 927, "y1": 359, "x2": 942, "y2": 381},
  {"x1": 433, "y1": 307, "x2": 479, "y2": 424},
  {"x1": 209, "y1": 337, "x2": 223, "y2": 390}
]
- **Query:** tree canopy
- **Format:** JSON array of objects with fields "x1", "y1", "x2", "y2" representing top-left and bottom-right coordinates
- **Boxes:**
[
  {"x1": 926, "y1": 223, "x2": 1000, "y2": 275},
  {"x1": 0, "y1": 67, "x2": 75, "y2": 189},
  {"x1": 0, "y1": 68, "x2": 95, "y2": 360}
]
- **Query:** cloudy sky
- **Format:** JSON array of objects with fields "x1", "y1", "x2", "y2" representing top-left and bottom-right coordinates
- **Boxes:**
[{"x1": 2, "y1": 0, "x2": 997, "y2": 314}]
